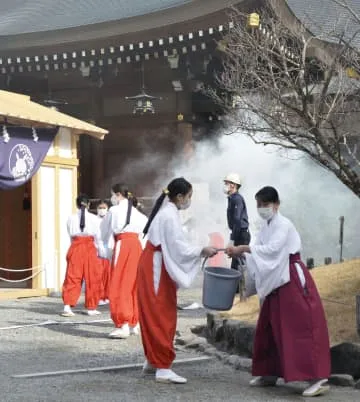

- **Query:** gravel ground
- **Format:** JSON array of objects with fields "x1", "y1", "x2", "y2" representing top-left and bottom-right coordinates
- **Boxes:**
[{"x1": 0, "y1": 284, "x2": 359, "y2": 402}]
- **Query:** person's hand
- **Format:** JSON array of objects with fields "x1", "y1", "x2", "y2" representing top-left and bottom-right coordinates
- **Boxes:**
[
  {"x1": 201, "y1": 247, "x2": 218, "y2": 258},
  {"x1": 225, "y1": 245, "x2": 245, "y2": 258}
]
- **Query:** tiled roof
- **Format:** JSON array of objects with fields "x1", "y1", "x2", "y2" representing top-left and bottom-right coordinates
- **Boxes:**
[
  {"x1": 0, "y1": 0, "x2": 191, "y2": 35},
  {"x1": 285, "y1": 0, "x2": 360, "y2": 48}
]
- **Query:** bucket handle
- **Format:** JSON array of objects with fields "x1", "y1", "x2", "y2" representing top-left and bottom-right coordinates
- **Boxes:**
[
  {"x1": 201, "y1": 248, "x2": 227, "y2": 271},
  {"x1": 201, "y1": 257, "x2": 209, "y2": 271},
  {"x1": 201, "y1": 249, "x2": 246, "y2": 272}
]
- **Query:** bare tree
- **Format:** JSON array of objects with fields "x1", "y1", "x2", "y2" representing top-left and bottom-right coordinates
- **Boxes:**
[{"x1": 211, "y1": 4, "x2": 360, "y2": 197}]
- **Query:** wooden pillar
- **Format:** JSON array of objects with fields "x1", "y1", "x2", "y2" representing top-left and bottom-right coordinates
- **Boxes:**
[
  {"x1": 89, "y1": 87, "x2": 104, "y2": 198},
  {"x1": 177, "y1": 122, "x2": 193, "y2": 161},
  {"x1": 78, "y1": 136, "x2": 93, "y2": 196},
  {"x1": 91, "y1": 138, "x2": 105, "y2": 198}
]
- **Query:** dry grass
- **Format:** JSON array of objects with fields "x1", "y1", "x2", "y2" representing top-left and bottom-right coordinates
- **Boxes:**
[{"x1": 222, "y1": 259, "x2": 360, "y2": 345}]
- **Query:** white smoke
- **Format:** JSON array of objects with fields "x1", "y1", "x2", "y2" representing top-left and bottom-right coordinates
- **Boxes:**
[{"x1": 164, "y1": 130, "x2": 360, "y2": 266}]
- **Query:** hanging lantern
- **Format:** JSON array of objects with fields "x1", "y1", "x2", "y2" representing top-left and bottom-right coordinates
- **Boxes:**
[
  {"x1": 125, "y1": 61, "x2": 161, "y2": 115},
  {"x1": 132, "y1": 98, "x2": 155, "y2": 115},
  {"x1": 247, "y1": 13, "x2": 260, "y2": 29}
]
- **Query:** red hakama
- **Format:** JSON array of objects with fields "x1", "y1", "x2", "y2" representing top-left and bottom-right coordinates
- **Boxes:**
[
  {"x1": 252, "y1": 253, "x2": 331, "y2": 382},
  {"x1": 62, "y1": 236, "x2": 102, "y2": 309},
  {"x1": 99, "y1": 258, "x2": 111, "y2": 300},
  {"x1": 109, "y1": 232, "x2": 142, "y2": 327},
  {"x1": 138, "y1": 242, "x2": 177, "y2": 368}
]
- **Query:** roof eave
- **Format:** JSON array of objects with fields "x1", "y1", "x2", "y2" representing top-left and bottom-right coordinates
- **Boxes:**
[{"x1": 0, "y1": 0, "x2": 242, "y2": 53}]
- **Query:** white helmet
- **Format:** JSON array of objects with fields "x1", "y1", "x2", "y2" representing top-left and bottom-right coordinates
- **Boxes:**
[{"x1": 224, "y1": 173, "x2": 241, "y2": 186}]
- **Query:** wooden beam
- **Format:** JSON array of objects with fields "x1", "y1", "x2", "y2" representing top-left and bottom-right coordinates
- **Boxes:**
[{"x1": 0, "y1": 288, "x2": 49, "y2": 300}]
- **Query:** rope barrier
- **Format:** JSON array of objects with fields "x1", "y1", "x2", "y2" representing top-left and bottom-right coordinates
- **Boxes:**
[
  {"x1": 0, "y1": 267, "x2": 43, "y2": 283},
  {"x1": 0, "y1": 265, "x2": 42, "y2": 272}
]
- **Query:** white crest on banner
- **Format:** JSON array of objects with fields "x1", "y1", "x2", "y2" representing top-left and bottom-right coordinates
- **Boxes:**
[
  {"x1": 2, "y1": 126, "x2": 10, "y2": 143},
  {"x1": 9, "y1": 144, "x2": 35, "y2": 182},
  {"x1": 32, "y1": 127, "x2": 39, "y2": 142}
]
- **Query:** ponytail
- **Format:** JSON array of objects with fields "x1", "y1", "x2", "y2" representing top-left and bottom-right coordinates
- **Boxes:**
[
  {"x1": 143, "y1": 190, "x2": 168, "y2": 236},
  {"x1": 125, "y1": 192, "x2": 134, "y2": 227},
  {"x1": 111, "y1": 184, "x2": 135, "y2": 231},
  {"x1": 143, "y1": 177, "x2": 192, "y2": 236},
  {"x1": 80, "y1": 204, "x2": 86, "y2": 232},
  {"x1": 76, "y1": 194, "x2": 90, "y2": 233}
]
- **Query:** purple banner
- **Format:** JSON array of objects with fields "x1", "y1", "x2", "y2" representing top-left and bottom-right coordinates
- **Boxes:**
[{"x1": 0, "y1": 126, "x2": 58, "y2": 190}]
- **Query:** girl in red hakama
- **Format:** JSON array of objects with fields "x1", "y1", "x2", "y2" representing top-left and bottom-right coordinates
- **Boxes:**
[
  {"x1": 62, "y1": 194, "x2": 104, "y2": 317},
  {"x1": 101, "y1": 183, "x2": 148, "y2": 339},
  {"x1": 138, "y1": 178, "x2": 217, "y2": 384},
  {"x1": 226, "y1": 186, "x2": 330, "y2": 397}
]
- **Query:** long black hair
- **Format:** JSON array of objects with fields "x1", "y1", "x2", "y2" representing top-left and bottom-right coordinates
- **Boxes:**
[
  {"x1": 112, "y1": 182, "x2": 136, "y2": 227},
  {"x1": 143, "y1": 177, "x2": 192, "y2": 236},
  {"x1": 76, "y1": 194, "x2": 90, "y2": 232}
]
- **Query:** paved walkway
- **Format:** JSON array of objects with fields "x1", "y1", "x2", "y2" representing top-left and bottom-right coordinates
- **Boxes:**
[{"x1": 0, "y1": 289, "x2": 359, "y2": 401}]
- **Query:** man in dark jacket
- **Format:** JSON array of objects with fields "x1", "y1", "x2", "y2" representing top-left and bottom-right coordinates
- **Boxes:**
[{"x1": 223, "y1": 173, "x2": 251, "y2": 274}]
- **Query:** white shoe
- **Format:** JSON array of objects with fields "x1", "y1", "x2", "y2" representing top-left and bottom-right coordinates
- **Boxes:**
[
  {"x1": 142, "y1": 360, "x2": 156, "y2": 375},
  {"x1": 249, "y1": 376, "x2": 278, "y2": 387},
  {"x1": 98, "y1": 300, "x2": 109, "y2": 306},
  {"x1": 155, "y1": 369, "x2": 187, "y2": 384},
  {"x1": 61, "y1": 306, "x2": 75, "y2": 317},
  {"x1": 109, "y1": 324, "x2": 130, "y2": 339},
  {"x1": 86, "y1": 309, "x2": 101, "y2": 316},
  {"x1": 130, "y1": 323, "x2": 140, "y2": 335},
  {"x1": 302, "y1": 379, "x2": 330, "y2": 397}
]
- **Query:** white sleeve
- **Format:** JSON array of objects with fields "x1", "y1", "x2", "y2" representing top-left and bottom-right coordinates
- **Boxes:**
[
  {"x1": 66, "y1": 216, "x2": 72, "y2": 239},
  {"x1": 93, "y1": 217, "x2": 106, "y2": 257},
  {"x1": 246, "y1": 221, "x2": 291, "y2": 299},
  {"x1": 159, "y1": 213, "x2": 202, "y2": 288},
  {"x1": 100, "y1": 210, "x2": 113, "y2": 246},
  {"x1": 250, "y1": 224, "x2": 289, "y2": 261}
]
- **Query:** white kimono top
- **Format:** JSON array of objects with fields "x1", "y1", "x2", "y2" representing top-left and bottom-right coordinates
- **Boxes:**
[
  {"x1": 100, "y1": 199, "x2": 148, "y2": 246},
  {"x1": 67, "y1": 209, "x2": 104, "y2": 255},
  {"x1": 147, "y1": 200, "x2": 202, "y2": 290},
  {"x1": 97, "y1": 215, "x2": 115, "y2": 253},
  {"x1": 245, "y1": 212, "x2": 303, "y2": 300}
]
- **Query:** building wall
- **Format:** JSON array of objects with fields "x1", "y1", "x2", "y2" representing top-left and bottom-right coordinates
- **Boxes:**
[
  {"x1": 79, "y1": 119, "x2": 189, "y2": 199},
  {"x1": 32, "y1": 127, "x2": 78, "y2": 291},
  {"x1": 0, "y1": 184, "x2": 32, "y2": 287}
]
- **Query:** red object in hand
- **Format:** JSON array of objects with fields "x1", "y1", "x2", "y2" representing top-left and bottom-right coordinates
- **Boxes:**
[{"x1": 208, "y1": 232, "x2": 226, "y2": 267}]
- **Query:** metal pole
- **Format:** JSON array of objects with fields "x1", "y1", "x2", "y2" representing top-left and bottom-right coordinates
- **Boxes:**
[
  {"x1": 11, "y1": 356, "x2": 213, "y2": 379},
  {"x1": 339, "y1": 216, "x2": 344, "y2": 262}
]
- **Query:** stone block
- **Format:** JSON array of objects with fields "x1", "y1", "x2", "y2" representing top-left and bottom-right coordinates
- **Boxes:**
[
  {"x1": 233, "y1": 322, "x2": 255, "y2": 357},
  {"x1": 328, "y1": 374, "x2": 355, "y2": 387},
  {"x1": 214, "y1": 350, "x2": 228, "y2": 360},
  {"x1": 190, "y1": 324, "x2": 206, "y2": 335},
  {"x1": 185, "y1": 337, "x2": 208, "y2": 349},
  {"x1": 204, "y1": 346, "x2": 217, "y2": 356},
  {"x1": 175, "y1": 334, "x2": 196, "y2": 346},
  {"x1": 331, "y1": 342, "x2": 360, "y2": 378}
]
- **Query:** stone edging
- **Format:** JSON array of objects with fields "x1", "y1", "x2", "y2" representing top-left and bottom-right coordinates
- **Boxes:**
[{"x1": 175, "y1": 313, "x2": 360, "y2": 390}]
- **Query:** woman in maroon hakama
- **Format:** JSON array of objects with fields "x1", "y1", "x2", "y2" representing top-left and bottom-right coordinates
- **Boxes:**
[{"x1": 226, "y1": 186, "x2": 331, "y2": 397}]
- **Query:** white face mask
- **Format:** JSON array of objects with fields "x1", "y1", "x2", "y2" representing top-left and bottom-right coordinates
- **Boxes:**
[
  {"x1": 257, "y1": 206, "x2": 275, "y2": 221},
  {"x1": 97, "y1": 208, "x2": 107, "y2": 217},
  {"x1": 179, "y1": 199, "x2": 191, "y2": 210},
  {"x1": 223, "y1": 184, "x2": 230, "y2": 195},
  {"x1": 110, "y1": 194, "x2": 119, "y2": 206}
]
